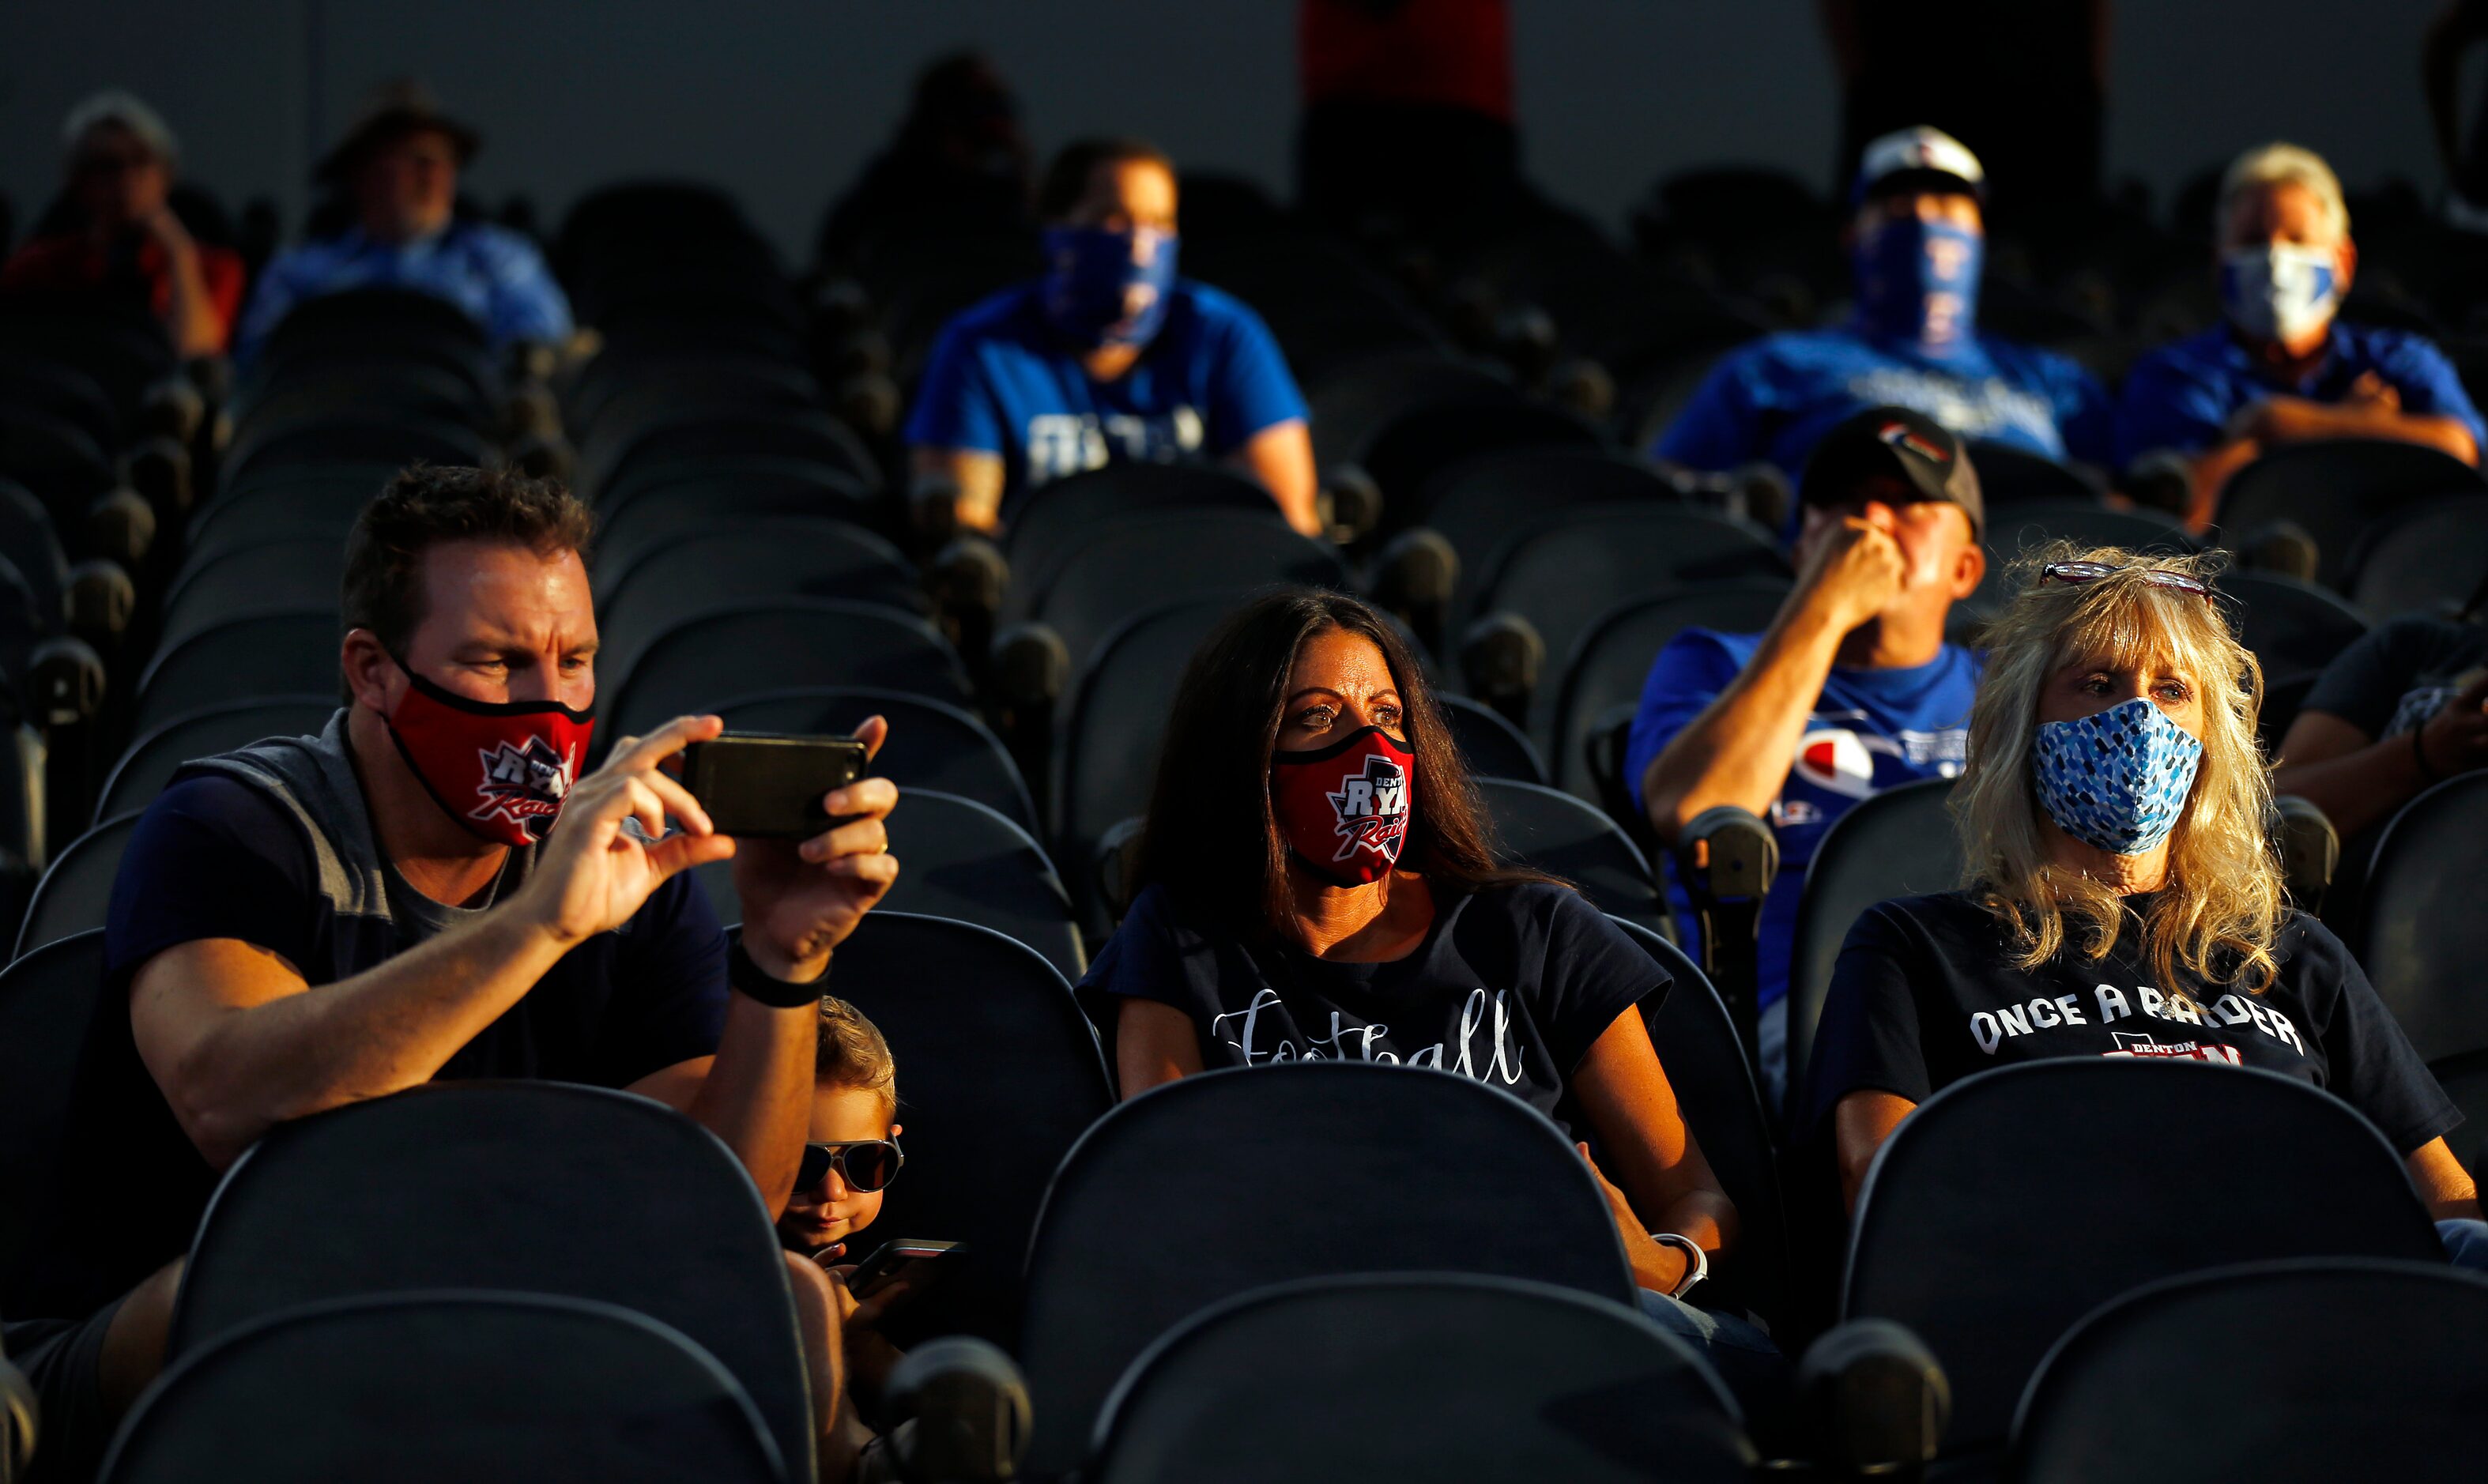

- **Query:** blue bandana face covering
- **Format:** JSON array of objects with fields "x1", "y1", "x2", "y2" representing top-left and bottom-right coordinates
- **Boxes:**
[
  {"x1": 2030, "y1": 697, "x2": 2204, "y2": 856},
  {"x1": 1040, "y1": 225, "x2": 1179, "y2": 350},
  {"x1": 2219, "y1": 244, "x2": 2340, "y2": 345},
  {"x1": 1853, "y1": 217, "x2": 1984, "y2": 352}
]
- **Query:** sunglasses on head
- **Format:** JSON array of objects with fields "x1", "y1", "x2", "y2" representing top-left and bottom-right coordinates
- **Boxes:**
[
  {"x1": 796, "y1": 1138, "x2": 903, "y2": 1193},
  {"x1": 2040, "y1": 560, "x2": 2215, "y2": 603}
]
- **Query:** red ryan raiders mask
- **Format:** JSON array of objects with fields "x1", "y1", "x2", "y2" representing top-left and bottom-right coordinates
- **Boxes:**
[
  {"x1": 382, "y1": 654, "x2": 594, "y2": 848},
  {"x1": 1269, "y1": 725, "x2": 1416, "y2": 886}
]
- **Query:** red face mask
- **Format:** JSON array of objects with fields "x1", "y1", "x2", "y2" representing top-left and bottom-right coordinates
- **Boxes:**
[
  {"x1": 381, "y1": 656, "x2": 595, "y2": 848},
  {"x1": 1269, "y1": 725, "x2": 1416, "y2": 886}
]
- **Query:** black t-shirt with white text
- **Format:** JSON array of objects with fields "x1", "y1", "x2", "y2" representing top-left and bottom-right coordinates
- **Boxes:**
[
  {"x1": 1801, "y1": 891, "x2": 2460, "y2": 1154},
  {"x1": 1082, "y1": 880, "x2": 1661, "y2": 1138}
]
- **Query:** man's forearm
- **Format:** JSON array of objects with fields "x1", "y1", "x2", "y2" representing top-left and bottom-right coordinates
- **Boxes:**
[
  {"x1": 140, "y1": 910, "x2": 572, "y2": 1168},
  {"x1": 1642, "y1": 601, "x2": 1848, "y2": 842},
  {"x1": 2271, "y1": 733, "x2": 2434, "y2": 839},
  {"x1": 684, "y1": 992, "x2": 819, "y2": 1215},
  {"x1": 2258, "y1": 400, "x2": 2479, "y2": 463}
]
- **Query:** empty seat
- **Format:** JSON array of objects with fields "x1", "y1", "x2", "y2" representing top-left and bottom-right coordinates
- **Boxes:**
[
  {"x1": 597, "y1": 521, "x2": 925, "y2": 684},
  {"x1": 95, "y1": 697, "x2": 337, "y2": 826},
  {"x1": 1551, "y1": 581, "x2": 1794, "y2": 802},
  {"x1": 218, "y1": 411, "x2": 488, "y2": 492},
  {"x1": 1476, "y1": 778, "x2": 1672, "y2": 942},
  {"x1": 0, "y1": 932, "x2": 107, "y2": 1313},
  {"x1": 712, "y1": 687, "x2": 1033, "y2": 831},
  {"x1": 2221, "y1": 569, "x2": 2373, "y2": 684},
  {"x1": 606, "y1": 599, "x2": 971, "y2": 744},
  {"x1": 158, "y1": 535, "x2": 345, "y2": 648},
  {"x1": 1018, "y1": 1061, "x2": 1635, "y2": 1476},
  {"x1": 16, "y1": 813, "x2": 138, "y2": 959},
  {"x1": 1981, "y1": 498, "x2": 2193, "y2": 561},
  {"x1": 2215, "y1": 439, "x2": 2487, "y2": 589},
  {"x1": 1357, "y1": 400, "x2": 1605, "y2": 511},
  {"x1": 1057, "y1": 598, "x2": 1237, "y2": 910},
  {"x1": 1843, "y1": 1058, "x2": 2444, "y2": 1459},
  {"x1": 2345, "y1": 493, "x2": 2488, "y2": 619},
  {"x1": 102, "y1": 1292, "x2": 786, "y2": 1484},
  {"x1": 1305, "y1": 351, "x2": 1525, "y2": 476},
  {"x1": 132, "y1": 610, "x2": 341, "y2": 739},
  {"x1": 699, "y1": 790, "x2": 1083, "y2": 983},
  {"x1": 2010, "y1": 1259, "x2": 2488, "y2": 1484},
  {"x1": 1438, "y1": 692, "x2": 1547, "y2": 784},
  {"x1": 1007, "y1": 511, "x2": 1346, "y2": 672},
  {"x1": 2355, "y1": 771, "x2": 2488, "y2": 1063},
  {"x1": 1086, "y1": 1275, "x2": 1749, "y2": 1484},
  {"x1": 580, "y1": 410, "x2": 877, "y2": 499},
  {"x1": 1962, "y1": 440, "x2": 2104, "y2": 504},
  {"x1": 168, "y1": 1081, "x2": 816, "y2": 1479},
  {"x1": 997, "y1": 464, "x2": 1280, "y2": 595},
  {"x1": 0, "y1": 478, "x2": 71, "y2": 625},
  {"x1": 818, "y1": 911, "x2": 1114, "y2": 1348},
  {"x1": 1408, "y1": 449, "x2": 1683, "y2": 571},
  {"x1": 1784, "y1": 778, "x2": 1961, "y2": 1123},
  {"x1": 590, "y1": 462, "x2": 879, "y2": 579}
]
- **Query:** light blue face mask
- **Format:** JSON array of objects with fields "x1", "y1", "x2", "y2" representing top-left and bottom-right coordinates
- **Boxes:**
[{"x1": 2030, "y1": 696, "x2": 2204, "y2": 857}]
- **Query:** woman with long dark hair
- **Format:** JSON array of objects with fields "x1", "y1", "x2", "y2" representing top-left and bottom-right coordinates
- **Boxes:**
[{"x1": 1082, "y1": 588, "x2": 1747, "y2": 1320}]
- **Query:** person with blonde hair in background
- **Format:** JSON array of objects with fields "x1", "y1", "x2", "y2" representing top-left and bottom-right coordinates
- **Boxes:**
[{"x1": 1800, "y1": 546, "x2": 2482, "y2": 1261}]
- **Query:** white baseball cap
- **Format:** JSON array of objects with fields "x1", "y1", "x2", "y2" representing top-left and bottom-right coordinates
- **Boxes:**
[{"x1": 1853, "y1": 126, "x2": 1985, "y2": 205}]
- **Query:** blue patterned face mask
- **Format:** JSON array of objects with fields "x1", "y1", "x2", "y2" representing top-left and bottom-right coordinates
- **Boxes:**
[
  {"x1": 2030, "y1": 696, "x2": 2203, "y2": 856},
  {"x1": 1039, "y1": 225, "x2": 1178, "y2": 350}
]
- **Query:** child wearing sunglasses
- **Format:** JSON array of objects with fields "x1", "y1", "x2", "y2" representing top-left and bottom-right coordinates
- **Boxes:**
[{"x1": 781, "y1": 997, "x2": 905, "y2": 1260}]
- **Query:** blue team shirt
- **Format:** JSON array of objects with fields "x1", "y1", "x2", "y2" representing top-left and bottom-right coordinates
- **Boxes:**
[
  {"x1": 1655, "y1": 328, "x2": 2113, "y2": 479},
  {"x1": 903, "y1": 278, "x2": 1308, "y2": 516},
  {"x1": 1623, "y1": 628, "x2": 1982, "y2": 1009},
  {"x1": 236, "y1": 220, "x2": 573, "y2": 360},
  {"x1": 2113, "y1": 321, "x2": 2488, "y2": 469}
]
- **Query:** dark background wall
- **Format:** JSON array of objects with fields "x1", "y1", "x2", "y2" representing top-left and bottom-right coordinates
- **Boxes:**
[{"x1": 0, "y1": 1, "x2": 2457, "y2": 260}]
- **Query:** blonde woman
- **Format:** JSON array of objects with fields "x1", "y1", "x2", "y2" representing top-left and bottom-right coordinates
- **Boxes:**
[{"x1": 1800, "y1": 547, "x2": 2480, "y2": 1241}]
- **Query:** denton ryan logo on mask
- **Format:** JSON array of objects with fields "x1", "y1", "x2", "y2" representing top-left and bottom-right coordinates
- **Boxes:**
[
  {"x1": 473, "y1": 734, "x2": 578, "y2": 835},
  {"x1": 1325, "y1": 751, "x2": 1409, "y2": 864}
]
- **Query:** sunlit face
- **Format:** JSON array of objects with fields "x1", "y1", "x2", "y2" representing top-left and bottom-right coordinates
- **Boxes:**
[
  {"x1": 1061, "y1": 157, "x2": 1178, "y2": 236},
  {"x1": 356, "y1": 126, "x2": 459, "y2": 242},
  {"x1": 778, "y1": 1083, "x2": 900, "y2": 1254},
  {"x1": 386, "y1": 541, "x2": 597, "y2": 711},
  {"x1": 70, "y1": 122, "x2": 169, "y2": 227},
  {"x1": 1795, "y1": 476, "x2": 1986, "y2": 623},
  {"x1": 1276, "y1": 627, "x2": 1404, "y2": 752},
  {"x1": 1855, "y1": 188, "x2": 1984, "y2": 241},
  {"x1": 2037, "y1": 649, "x2": 2206, "y2": 740}
]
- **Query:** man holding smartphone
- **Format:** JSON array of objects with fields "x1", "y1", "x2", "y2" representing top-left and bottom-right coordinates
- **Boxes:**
[{"x1": 11, "y1": 465, "x2": 899, "y2": 1479}]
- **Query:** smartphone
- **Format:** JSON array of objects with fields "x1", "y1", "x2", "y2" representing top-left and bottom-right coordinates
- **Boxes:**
[
  {"x1": 678, "y1": 733, "x2": 868, "y2": 838},
  {"x1": 842, "y1": 1237, "x2": 967, "y2": 1301}
]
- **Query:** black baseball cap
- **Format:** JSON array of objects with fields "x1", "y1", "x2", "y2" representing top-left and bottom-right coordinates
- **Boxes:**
[{"x1": 1798, "y1": 406, "x2": 1985, "y2": 537}]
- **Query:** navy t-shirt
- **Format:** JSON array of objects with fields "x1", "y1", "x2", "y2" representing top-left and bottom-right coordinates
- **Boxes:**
[
  {"x1": 1623, "y1": 628, "x2": 1981, "y2": 1009},
  {"x1": 1654, "y1": 326, "x2": 2113, "y2": 478},
  {"x1": 1081, "y1": 880, "x2": 1661, "y2": 1138},
  {"x1": 2299, "y1": 616, "x2": 2488, "y2": 743},
  {"x1": 2113, "y1": 322, "x2": 2488, "y2": 469},
  {"x1": 21, "y1": 770, "x2": 726, "y2": 1316},
  {"x1": 902, "y1": 278, "x2": 1308, "y2": 517},
  {"x1": 1800, "y1": 891, "x2": 2460, "y2": 1155}
]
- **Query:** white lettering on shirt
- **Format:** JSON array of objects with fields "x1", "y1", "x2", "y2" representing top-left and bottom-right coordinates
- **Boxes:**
[
  {"x1": 1208, "y1": 985, "x2": 1527, "y2": 1087},
  {"x1": 2095, "y1": 985, "x2": 2132, "y2": 1022}
]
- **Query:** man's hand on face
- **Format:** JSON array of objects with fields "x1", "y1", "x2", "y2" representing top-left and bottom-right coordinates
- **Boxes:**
[
  {"x1": 1796, "y1": 514, "x2": 1909, "y2": 635},
  {"x1": 515, "y1": 714, "x2": 736, "y2": 947},
  {"x1": 733, "y1": 716, "x2": 901, "y2": 984},
  {"x1": 2346, "y1": 369, "x2": 2403, "y2": 412}
]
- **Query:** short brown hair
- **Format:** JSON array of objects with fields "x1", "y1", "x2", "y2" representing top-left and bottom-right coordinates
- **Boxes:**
[
  {"x1": 815, "y1": 996, "x2": 898, "y2": 1119},
  {"x1": 1037, "y1": 136, "x2": 1174, "y2": 220},
  {"x1": 341, "y1": 463, "x2": 594, "y2": 655}
]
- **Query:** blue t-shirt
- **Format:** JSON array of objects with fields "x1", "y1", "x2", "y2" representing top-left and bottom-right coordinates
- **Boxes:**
[
  {"x1": 21, "y1": 765, "x2": 726, "y2": 1318},
  {"x1": 236, "y1": 220, "x2": 574, "y2": 360},
  {"x1": 1654, "y1": 327, "x2": 2113, "y2": 478},
  {"x1": 903, "y1": 278, "x2": 1308, "y2": 516},
  {"x1": 2112, "y1": 321, "x2": 2488, "y2": 469},
  {"x1": 1080, "y1": 879, "x2": 1660, "y2": 1139},
  {"x1": 1623, "y1": 629, "x2": 1982, "y2": 1010}
]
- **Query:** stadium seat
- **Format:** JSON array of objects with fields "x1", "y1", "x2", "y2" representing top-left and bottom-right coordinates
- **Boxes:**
[
  {"x1": 2214, "y1": 439, "x2": 2487, "y2": 589},
  {"x1": 0, "y1": 479, "x2": 72, "y2": 625},
  {"x1": 997, "y1": 464, "x2": 1280, "y2": 603},
  {"x1": 157, "y1": 535, "x2": 345, "y2": 648},
  {"x1": 0, "y1": 352, "x2": 120, "y2": 456},
  {"x1": 1961, "y1": 441, "x2": 2104, "y2": 505},
  {"x1": 186, "y1": 463, "x2": 397, "y2": 549},
  {"x1": 1356, "y1": 400, "x2": 1605, "y2": 514},
  {"x1": 578, "y1": 409, "x2": 879, "y2": 500},
  {"x1": 218, "y1": 411, "x2": 488, "y2": 492},
  {"x1": 1017, "y1": 1061, "x2": 1636, "y2": 1476},
  {"x1": 2354, "y1": 771, "x2": 2488, "y2": 1064},
  {"x1": 1476, "y1": 778, "x2": 1673, "y2": 942},
  {"x1": 1084, "y1": 1275, "x2": 1751, "y2": 1484},
  {"x1": 15, "y1": 813, "x2": 137, "y2": 959},
  {"x1": 2433, "y1": 1049, "x2": 2488, "y2": 1178},
  {"x1": 1843, "y1": 1059, "x2": 2445, "y2": 1460},
  {"x1": 605, "y1": 599, "x2": 971, "y2": 745},
  {"x1": 168, "y1": 1081, "x2": 816, "y2": 1479},
  {"x1": 596, "y1": 520, "x2": 926, "y2": 684},
  {"x1": 103, "y1": 1292, "x2": 786, "y2": 1484},
  {"x1": 818, "y1": 911, "x2": 1114, "y2": 1348},
  {"x1": 699, "y1": 789, "x2": 1083, "y2": 983},
  {"x1": 94, "y1": 696, "x2": 337, "y2": 825},
  {"x1": 1410, "y1": 450, "x2": 1687, "y2": 619},
  {"x1": 2219, "y1": 569, "x2": 2372, "y2": 685},
  {"x1": 2343, "y1": 493, "x2": 2488, "y2": 619},
  {"x1": 1302, "y1": 351, "x2": 1527, "y2": 481},
  {"x1": 568, "y1": 361, "x2": 820, "y2": 446},
  {"x1": 0, "y1": 405, "x2": 114, "y2": 511},
  {"x1": 1438, "y1": 692, "x2": 1547, "y2": 784},
  {"x1": 131, "y1": 610, "x2": 341, "y2": 736},
  {"x1": 1004, "y1": 511, "x2": 1346, "y2": 673},
  {"x1": 1608, "y1": 917, "x2": 1789, "y2": 1327},
  {"x1": 0, "y1": 931, "x2": 107, "y2": 1313},
  {"x1": 2010, "y1": 1259, "x2": 2488, "y2": 1484},
  {"x1": 1981, "y1": 498, "x2": 2194, "y2": 563},
  {"x1": 1784, "y1": 778, "x2": 1962, "y2": 1124},
  {"x1": 589, "y1": 461, "x2": 880, "y2": 578},
  {"x1": 712, "y1": 687, "x2": 1034, "y2": 831},
  {"x1": 0, "y1": 298, "x2": 177, "y2": 428},
  {"x1": 1550, "y1": 581, "x2": 1794, "y2": 803},
  {"x1": 231, "y1": 362, "x2": 492, "y2": 440}
]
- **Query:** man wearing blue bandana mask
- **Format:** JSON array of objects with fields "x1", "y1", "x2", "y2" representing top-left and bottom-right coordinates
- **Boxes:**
[
  {"x1": 2116, "y1": 141, "x2": 2485, "y2": 529},
  {"x1": 1654, "y1": 126, "x2": 2111, "y2": 496},
  {"x1": 905, "y1": 137, "x2": 1320, "y2": 536}
]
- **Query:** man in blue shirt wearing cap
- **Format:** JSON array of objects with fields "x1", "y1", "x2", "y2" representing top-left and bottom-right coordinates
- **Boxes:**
[
  {"x1": 2115, "y1": 141, "x2": 2485, "y2": 528},
  {"x1": 905, "y1": 137, "x2": 1320, "y2": 536},
  {"x1": 1654, "y1": 126, "x2": 2111, "y2": 485},
  {"x1": 1629, "y1": 405, "x2": 1988, "y2": 1102}
]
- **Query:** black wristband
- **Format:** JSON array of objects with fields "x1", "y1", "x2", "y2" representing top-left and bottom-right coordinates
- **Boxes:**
[
  {"x1": 2413, "y1": 724, "x2": 2445, "y2": 785},
  {"x1": 729, "y1": 939, "x2": 826, "y2": 1009}
]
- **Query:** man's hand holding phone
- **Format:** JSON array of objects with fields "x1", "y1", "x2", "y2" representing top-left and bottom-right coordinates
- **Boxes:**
[
  {"x1": 722, "y1": 716, "x2": 900, "y2": 984},
  {"x1": 515, "y1": 714, "x2": 738, "y2": 948}
]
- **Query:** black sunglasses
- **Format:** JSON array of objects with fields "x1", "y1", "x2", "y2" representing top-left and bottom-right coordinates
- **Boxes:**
[
  {"x1": 2040, "y1": 560, "x2": 2215, "y2": 603},
  {"x1": 796, "y1": 1138, "x2": 903, "y2": 1193}
]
